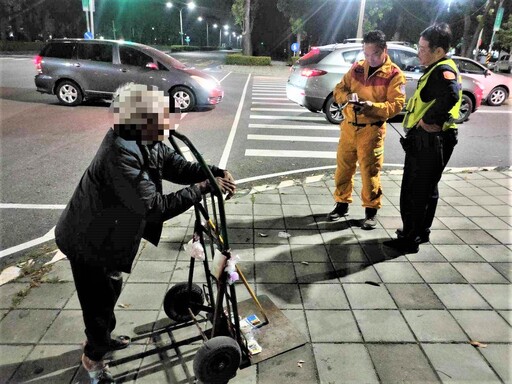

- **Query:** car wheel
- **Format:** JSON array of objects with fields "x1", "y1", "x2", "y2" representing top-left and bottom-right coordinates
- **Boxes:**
[
  {"x1": 172, "y1": 86, "x2": 196, "y2": 112},
  {"x1": 487, "y1": 86, "x2": 508, "y2": 106},
  {"x1": 56, "y1": 80, "x2": 83, "y2": 106},
  {"x1": 323, "y1": 94, "x2": 344, "y2": 124},
  {"x1": 454, "y1": 94, "x2": 472, "y2": 124}
]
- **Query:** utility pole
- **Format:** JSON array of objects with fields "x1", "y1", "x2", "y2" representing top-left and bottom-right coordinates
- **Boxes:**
[
  {"x1": 356, "y1": 0, "x2": 366, "y2": 39},
  {"x1": 488, "y1": 0, "x2": 504, "y2": 54}
]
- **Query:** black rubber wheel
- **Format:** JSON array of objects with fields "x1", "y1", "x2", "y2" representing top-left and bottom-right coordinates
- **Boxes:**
[
  {"x1": 172, "y1": 86, "x2": 196, "y2": 112},
  {"x1": 56, "y1": 80, "x2": 83, "y2": 106},
  {"x1": 193, "y1": 336, "x2": 241, "y2": 384},
  {"x1": 486, "y1": 86, "x2": 508, "y2": 106},
  {"x1": 454, "y1": 93, "x2": 472, "y2": 124},
  {"x1": 163, "y1": 282, "x2": 204, "y2": 322},
  {"x1": 323, "y1": 94, "x2": 344, "y2": 124}
]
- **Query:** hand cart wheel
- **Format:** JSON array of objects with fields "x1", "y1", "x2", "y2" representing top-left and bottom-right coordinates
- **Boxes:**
[
  {"x1": 163, "y1": 282, "x2": 204, "y2": 322},
  {"x1": 193, "y1": 336, "x2": 242, "y2": 384}
]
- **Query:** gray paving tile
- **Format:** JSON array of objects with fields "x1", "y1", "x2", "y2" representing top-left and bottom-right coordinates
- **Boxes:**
[
  {"x1": 374, "y1": 262, "x2": 423, "y2": 283},
  {"x1": 284, "y1": 215, "x2": 318, "y2": 229},
  {"x1": 451, "y1": 310, "x2": 512, "y2": 342},
  {"x1": 405, "y1": 245, "x2": 447, "y2": 262},
  {"x1": 354, "y1": 229, "x2": 390, "y2": 243},
  {"x1": 281, "y1": 309, "x2": 309, "y2": 341},
  {"x1": 251, "y1": 194, "x2": 281, "y2": 204},
  {"x1": 0, "y1": 309, "x2": 59, "y2": 343},
  {"x1": 412, "y1": 263, "x2": 467, "y2": 283},
  {"x1": 353, "y1": 310, "x2": 415, "y2": 342},
  {"x1": 140, "y1": 242, "x2": 181, "y2": 261},
  {"x1": 362, "y1": 243, "x2": 406, "y2": 263},
  {"x1": 226, "y1": 214, "x2": 253, "y2": 228},
  {"x1": 434, "y1": 206, "x2": 463, "y2": 217},
  {"x1": 343, "y1": 283, "x2": 396, "y2": 309},
  {"x1": 294, "y1": 262, "x2": 338, "y2": 284},
  {"x1": 471, "y1": 244, "x2": 512, "y2": 262},
  {"x1": 442, "y1": 196, "x2": 477, "y2": 206},
  {"x1": 451, "y1": 263, "x2": 509, "y2": 283},
  {"x1": 334, "y1": 263, "x2": 382, "y2": 283},
  {"x1": 164, "y1": 212, "x2": 193, "y2": 227},
  {"x1": 255, "y1": 283, "x2": 303, "y2": 310},
  {"x1": 300, "y1": 283, "x2": 349, "y2": 310},
  {"x1": 172, "y1": 261, "x2": 208, "y2": 283},
  {"x1": 438, "y1": 216, "x2": 479, "y2": 230},
  {"x1": 367, "y1": 344, "x2": 440, "y2": 384},
  {"x1": 110, "y1": 310, "x2": 160, "y2": 341},
  {"x1": 433, "y1": 244, "x2": 485, "y2": 262},
  {"x1": 225, "y1": 202, "x2": 253, "y2": 215},
  {"x1": 457, "y1": 187, "x2": 489, "y2": 197},
  {"x1": 303, "y1": 185, "x2": 332, "y2": 195},
  {"x1": 326, "y1": 244, "x2": 368, "y2": 263},
  {"x1": 254, "y1": 262, "x2": 296, "y2": 284},
  {"x1": 320, "y1": 228, "x2": 360, "y2": 245},
  {"x1": 229, "y1": 228, "x2": 254, "y2": 245},
  {"x1": 487, "y1": 229, "x2": 512, "y2": 244},
  {"x1": 470, "y1": 216, "x2": 511, "y2": 230},
  {"x1": 127, "y1": 260, "x2": 174, "y2": 283},
  {"x1": 453, "y1": 229, "x2": 501, "y2": 245},
  {"x1": 8, "y1": 345, "x2": 81, "y2": 384},
  {"x1": 117, "y1": 283, "x2": 169, "y2": 310},
  {"x1": 291, "y1": 244, "x2": 330, "y2": 263},
  {"x1": 429, "y1": 284, "x2": 491, "y2": 309},
  {"x1": 254, "y1": 244, "x2": 292, "y2": 262},
  {"x1": 313, "y1": 343, "x2": 379, "y2": 384},
  {"x1": 0, "y1": 282, "x2": 32, "y2": 309},
  {"x1": 490, "y1": 262, "x2": 512, "y2": 282},
  {"x1": 42, "y1": 259, "x2": 74, "y2": 282},
  {"x1": 402, "y1": 310, "x2": 468, "y2": 342},
  {"x1": 280, "y1": 193, "x2": 309, "y2": 205},
  {"x1": 0, "y1": 345, "x2": 34, "y2": 382},
  {"x1": 282, "y1": 204, "x2": 313, "y2": 216},
  {"x1": 473, "y1": 284, "x2": 512, "y2": 310},
  {"x1": 279, "y1": 186, "x2": 305, "y2": 195},
  {"x1": 499, "y1": 310, "x2": 512, "y2": 326},
  {"x1": 159, "y1": 226, "x2": 188, "y2": 243},
  {"x1": 482, "y1": 203, "x2": 512, "y2": 215},
  {"x1": 422, "y1": 344, "x2": 502, "y2": 383},
  {"x1": 40, "y1": 309, "x2": 85, "y2": 344},
  {"x1": 428, "y1": 230, "x2": 465, "y2": 245},
  {"x1": 253, "y1": 215, "x2": 286, "y2": 230},
  {"x1": 305, "y1": 310, "x2": 362, "y2": 342},
  {"x1": 387, "y1": 283, "x2": 444, "y2": 309},
  {"x1": 479, "y1": 344, "x2": 512, "y2": 384},
  {"x1": 257, "y1": 343, "x2": 317, "y2": 384},
  {"x1": 288, "y1": 229, "x2": 324, "y2": 245}
]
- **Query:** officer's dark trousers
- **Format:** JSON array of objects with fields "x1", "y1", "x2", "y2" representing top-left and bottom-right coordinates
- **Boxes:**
[
  {"x1": 70, "y1": 260, "x2": 123, "y2": 361},
  {"x1": 400, "y1": 128, "x2": 458, "y2": 240}
]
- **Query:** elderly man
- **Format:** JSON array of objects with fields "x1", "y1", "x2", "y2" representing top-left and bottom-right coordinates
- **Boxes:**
[
  {"x1": 329, "y1": 30, "x2": 406, "y2": 229},
  {"x1": 55, "y1": 83, "x2": 235, "y2": 382}
]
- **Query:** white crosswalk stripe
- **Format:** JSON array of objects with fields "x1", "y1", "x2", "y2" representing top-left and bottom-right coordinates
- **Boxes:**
[{"x1": 246, "y1": 77, "x2": 339, "y2": 159}]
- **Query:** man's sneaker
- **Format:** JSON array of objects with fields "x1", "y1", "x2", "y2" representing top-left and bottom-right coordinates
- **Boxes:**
[
  {"x1": 328, "y1": 202, "x2": 349, "y2": 221},
  {"x1": 82, "y1": 354, "x2": 115, "y2": 383},
  {"x1": 396, "y1": 229, "x2": 430, "y2": 243},
  {"x1": 383, "y1": 238, "x2": 419, "y2": 253},
  {"x1": 362, "y1": 208, "x2": 378, "y2": 230}
]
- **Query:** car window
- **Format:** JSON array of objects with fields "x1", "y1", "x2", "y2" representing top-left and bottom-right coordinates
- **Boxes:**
[
  {"x1": 157, "y1": 61, "x2": 169, "y2": 71},
  {"x1": 341, "y1": 49, "x2": 362, "y2": 64},
  {"x1": 119, "y1": 46, "x2": 154, "y2": 67},
  {"x1": 297, "y1": 48, "x2": 331, "y2": 66},
  {"x1": 455, "y1": 59, "x2": 485, "y2": 75},
  {"x1": 77, "y1": 43, "x2": 113, "y2": 63},
  {"x1": 41, "y1": 42, "x2": 76, "y2": 59},
  {"x1": 388, "y1": 49, "x2": 419, "y2": 71}
]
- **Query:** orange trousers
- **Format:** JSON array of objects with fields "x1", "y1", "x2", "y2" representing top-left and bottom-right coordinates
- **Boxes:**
[{"x1": 334, "y1": 122, "x2": 386, "y2": 209}]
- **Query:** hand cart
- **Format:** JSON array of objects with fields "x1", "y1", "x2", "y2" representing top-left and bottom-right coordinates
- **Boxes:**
[{"x1": 163, "y1": 127, "x2": 307, "y2": 383}]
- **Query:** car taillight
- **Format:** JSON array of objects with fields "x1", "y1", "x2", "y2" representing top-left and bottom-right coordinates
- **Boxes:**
[
  {"x1": 35, "y1": 55, "x2": 42, "y2": 73},
  {"x1": 301, "y1": 68, "x2": 327, "y2": 77}
]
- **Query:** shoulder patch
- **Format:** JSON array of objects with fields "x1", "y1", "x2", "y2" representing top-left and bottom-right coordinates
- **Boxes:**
[{"x1": 443, "y1": 71, "x2": 456, "y2": 80}]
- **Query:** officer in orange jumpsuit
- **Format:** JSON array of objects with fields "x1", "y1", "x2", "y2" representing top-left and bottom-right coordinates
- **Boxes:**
[{"x1": 328, "y1": 30, "x2": 406, "y2": 229}]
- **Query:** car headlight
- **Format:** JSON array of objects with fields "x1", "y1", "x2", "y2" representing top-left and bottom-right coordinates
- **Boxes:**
[{"x1": 191, "y1": 75, "x2": 219, "y2": 91}]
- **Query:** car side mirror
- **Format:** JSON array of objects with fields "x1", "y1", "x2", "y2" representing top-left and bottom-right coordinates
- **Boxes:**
[
  {"x1": 485, "y1": 69, "x2": 491, "y2": 77},
  {"x1": 146, "y1": 62, "x2": 158, "y2": 70}
]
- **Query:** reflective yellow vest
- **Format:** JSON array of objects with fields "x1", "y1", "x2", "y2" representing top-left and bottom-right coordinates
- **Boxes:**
[{"x1": 403, "y1": 59, "x2": 462, "y2": 131}]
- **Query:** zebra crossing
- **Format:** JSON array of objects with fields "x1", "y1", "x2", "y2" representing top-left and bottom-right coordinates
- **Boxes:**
[{"x1": 245, "y1": 76, "x2": 339, "y2": 159}]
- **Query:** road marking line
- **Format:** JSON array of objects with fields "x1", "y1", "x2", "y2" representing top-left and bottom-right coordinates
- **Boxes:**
[
  {"x1": 218, "y1": 74, "x2": 251, "y2": 169},
  {"x1": 252, "y1": 93, "x2": 286, "y2": 96},
  {"x1": 247, "y1": 134, "x2": 338, "y2": 142},
  {"x1": 249, "y1": 123, "x2": 338, "y2": 130},
  {"x1": 252, "y1": 97, "x2": 288, "y2": 100},
  {"x1": 250, "y1": 114, "x2": 325, "y2": 121},
  {"x1": 476, "y1": 110, "x2": 512, "y2": 114},
  {"x1": 219, "y1": 72, "x2": 231, "y2": 83},
  {"x1": 0, "y1": 226, "x2": 55, "y2": 259},
  {"x1": 0, "y1": 203, "x2": 66, "y2": 209},
  {"x1": 245, "y1": 149, "x2": 336, "y2": 158},
  {"x1": 250, "y1": 108, "x2": 308, "y2": 112},
  {"x1": 251, "y1": 102, "x2": 296, "y2": 106}
]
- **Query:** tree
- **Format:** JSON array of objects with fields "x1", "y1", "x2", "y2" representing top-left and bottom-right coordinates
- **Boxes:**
[
  {"x1": 232, "y1": 0, "x2": 259, "y2": 55},
  {"x1": 277, "y1": 0, "x2": 316, "y2": 55},
  {"x1": 495, "y1": 14, "x2": 512, "y2": 51}
]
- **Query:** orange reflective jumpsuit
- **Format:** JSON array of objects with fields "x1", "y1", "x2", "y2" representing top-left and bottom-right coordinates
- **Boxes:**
[{"x1": 333, "y1": 56, "x2": 405, "y2": 209}]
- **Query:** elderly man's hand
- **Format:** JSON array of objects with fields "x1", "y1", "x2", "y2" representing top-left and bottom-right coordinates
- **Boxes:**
[
  {"x1": 196, "y1": 171, "x2": 236, "y2": 199},
  {"x1": 418, "y1": 119, "x2": 442, "y2": 133}
]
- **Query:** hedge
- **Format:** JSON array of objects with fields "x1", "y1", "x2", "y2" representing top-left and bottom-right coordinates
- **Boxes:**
[
  {"x1": 0, "y1": 41, "x2": 45, "y2": 52},
  {"x1": 225, "y1": 54, "x2": 271, "y2": 66}
]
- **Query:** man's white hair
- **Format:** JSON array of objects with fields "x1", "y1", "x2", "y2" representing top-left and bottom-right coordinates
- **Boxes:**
[{"x1": 111, "y1": 83, "x2": 169, "y2": 125}]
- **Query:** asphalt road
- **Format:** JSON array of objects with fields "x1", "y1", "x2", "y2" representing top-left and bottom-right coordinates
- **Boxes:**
[{"x1": 0, "y1": 51, "x2": 511, "y2": 257}]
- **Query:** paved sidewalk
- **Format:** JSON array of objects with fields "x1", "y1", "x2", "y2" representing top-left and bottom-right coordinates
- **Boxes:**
[{"x1": 0, "y1": 168, "x2": 511, "y2": 383}]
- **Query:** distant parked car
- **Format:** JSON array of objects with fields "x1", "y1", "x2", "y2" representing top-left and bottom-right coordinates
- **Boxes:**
[
  {"x1": 286, "y1": 42, "x2": 483, "y2": 124},
  {"x1": 34, "y1": 39, "x2": 223, "y2": 111},
  {"x1": 494, "y1": 54, "x2": 511, "y2": 74},
  {"x1": 451, "y1": 55, "x2": 511, "y2": 106}
]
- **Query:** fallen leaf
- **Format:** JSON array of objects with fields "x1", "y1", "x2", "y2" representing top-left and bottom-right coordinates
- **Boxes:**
[
  {"x1": 118, "y1": 303, "x2": 131, "y2": 308},
  {"x1": 297, "y1": 360, "x2": 305, "y2": 368},
  {"x1": 364, "y1": 281, "x2": 380, "y2": 287},
  {"x1": 258, "y1": 233, "x2": 268, "y2": 237},
  {"x1": 278, "y1": 231, "x2": 291, "y2": 238},
  {"x1": 301, "y1": 261, "x2": 309, "y2": 265}
]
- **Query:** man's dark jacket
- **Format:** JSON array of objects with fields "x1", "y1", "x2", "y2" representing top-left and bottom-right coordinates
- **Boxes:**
[{"x1": 55, "y1": 128, "x2": 224, "y2": 273}]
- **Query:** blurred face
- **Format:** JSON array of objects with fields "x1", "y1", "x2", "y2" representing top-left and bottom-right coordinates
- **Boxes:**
[
  {"x1": 418, "y1": 36, "x2": 443, "y2": 66},
  {"x1": 363, "y1": 43, "x2": 387, "y2": 67}
]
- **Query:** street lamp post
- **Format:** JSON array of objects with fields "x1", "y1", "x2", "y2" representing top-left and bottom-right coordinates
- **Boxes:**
[
  {"x1": 198, "y1": 16, "x2": 209, "y2": 47},
  {"x1": 166, "y1": 1, "x2": 195, "y2": 46},
  {"x1": 223, "y1": 24, "x2": 229, "y2": 48},
  {"x1": 213, "y1": 23, "x2": 219, "y2": 47},
  {"x1": 356, "y1": 0, "x2": 366, "y2": 39}
]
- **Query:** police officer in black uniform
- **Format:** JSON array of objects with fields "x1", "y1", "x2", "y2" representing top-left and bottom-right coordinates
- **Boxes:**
[{"x1": 384, "y1": 23, "x2": 462, "y2": 253}]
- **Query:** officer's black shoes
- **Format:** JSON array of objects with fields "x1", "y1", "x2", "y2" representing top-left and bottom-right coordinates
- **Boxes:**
[
  {"x1": 362, "y1": 208, "x2": 378, "y2": 230},
  {"x1": 396, "y1": 229, "x2": 430, "y2": 244},
  {"x1": 383, "y1": 238, "x2": 419, "y2": 254},
  {"x1": 328, "y1": 202, "x2": 349, "y2": 221}
]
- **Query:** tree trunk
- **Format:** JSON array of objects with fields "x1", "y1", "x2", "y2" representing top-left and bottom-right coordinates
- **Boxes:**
[
  {"x1": 466, "y1": 0, "x2": 493, "y2": 58},
  {"x1": 461, "y1": 12, "x2": 472, "y2": 56},
  {"x1": 242, "y1": 0, "x2": 253, "y2": 55},
  {"x1": 392, "y1": 12, "x2": 404, "y2": 41}
]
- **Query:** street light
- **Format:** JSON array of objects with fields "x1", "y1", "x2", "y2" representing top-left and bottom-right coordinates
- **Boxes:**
[
  {"x1": 197, "y1": 16, "x2": 209, "y2": 47},
  {"x1": 166, "y1": 1, "x2": 196, "y2": 46},
  {"x1": 212, "y1": 23, "x2": 219, "y2": 46}
]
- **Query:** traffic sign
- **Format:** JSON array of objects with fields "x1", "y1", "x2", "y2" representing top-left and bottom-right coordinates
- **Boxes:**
[
  {"x1": 494, "y1": 6, "x2": 504, "y2": 31},
  {"x1": 84, "y1": 31, "x2": 93, "y2": 40},
  {"x1": 82, "y1": 0, "x2": 94, "y2": 11},
  {"x1": 291, "y1": 42, "x2": 300, "y2": 53},
  {"x1": 185, "y1": 36, "x2": 190, "y2": 44}
]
